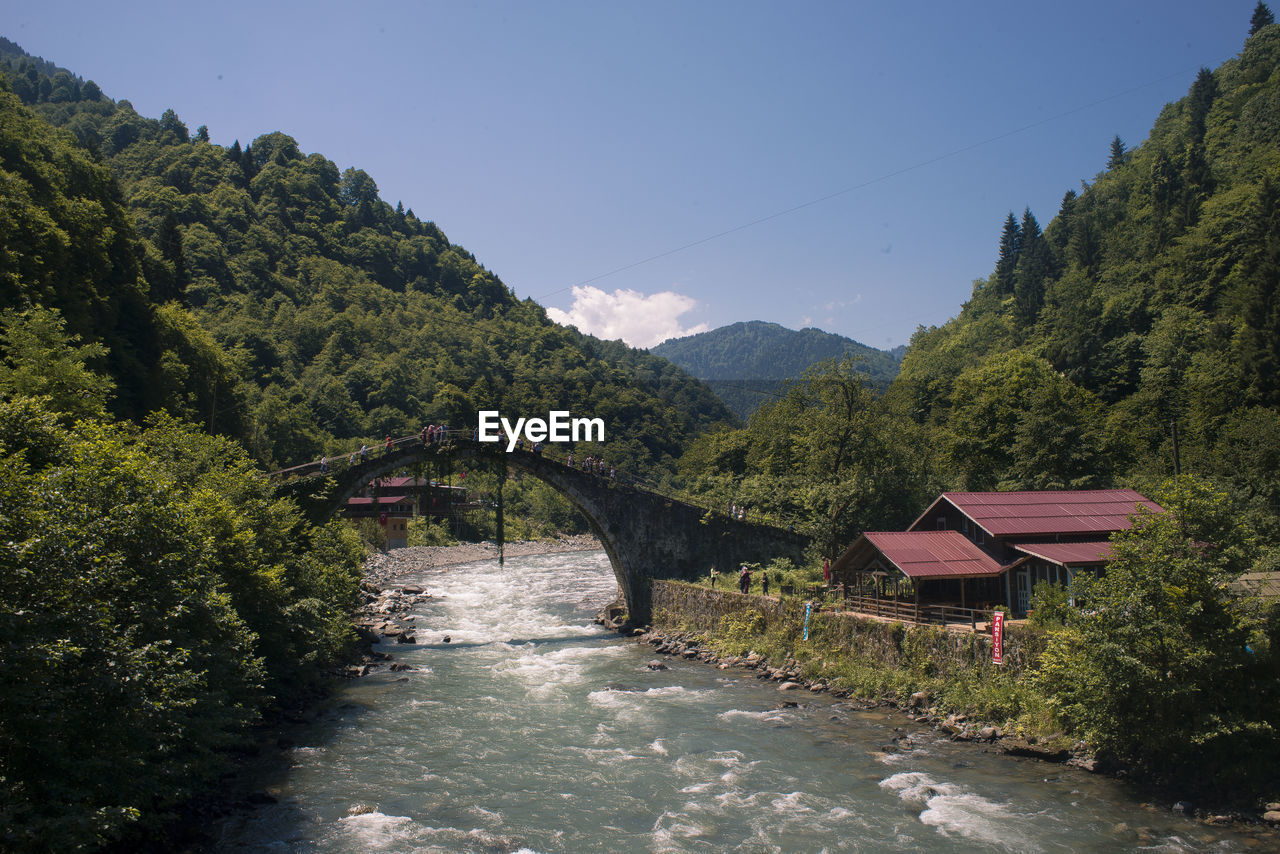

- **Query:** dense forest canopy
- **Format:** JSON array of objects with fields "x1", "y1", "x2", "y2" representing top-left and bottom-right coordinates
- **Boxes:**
[{"x1": 0, "y1": 37, "x2": 734, "y2": 478}]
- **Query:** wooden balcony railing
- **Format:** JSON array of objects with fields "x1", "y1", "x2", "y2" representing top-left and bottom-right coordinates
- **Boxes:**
[{"x1": 836, "y1": 592, "x2": 995, "y2": 633}]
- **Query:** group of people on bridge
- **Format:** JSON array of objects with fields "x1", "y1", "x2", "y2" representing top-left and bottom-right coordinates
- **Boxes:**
[{"x1": 565, "y1": 453, "x2": 615, "y2": 480}]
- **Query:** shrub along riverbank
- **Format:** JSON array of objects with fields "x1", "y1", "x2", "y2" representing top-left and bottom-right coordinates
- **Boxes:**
[{"x1": 0, "y1": 397, "x2": 367, "y2": 852}]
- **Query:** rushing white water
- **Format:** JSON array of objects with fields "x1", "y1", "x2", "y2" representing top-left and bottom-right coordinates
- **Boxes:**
[{"x1": 213, "y1": 551, "x2": 1259, "y2": 852}]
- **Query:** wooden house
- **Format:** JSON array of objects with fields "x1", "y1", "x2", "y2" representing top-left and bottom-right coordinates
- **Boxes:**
[{"x1": 831, "y1": 489, "x2": 1162, "y2": 619}]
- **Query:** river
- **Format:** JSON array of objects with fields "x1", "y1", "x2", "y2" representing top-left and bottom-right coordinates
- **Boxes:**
[{"x1": 212, "y1": 550, "x2": 1261, "y2": 852}]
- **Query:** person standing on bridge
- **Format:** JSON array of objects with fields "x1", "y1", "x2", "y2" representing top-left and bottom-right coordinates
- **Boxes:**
[{"x1": 385, "y1": 435, "x2": 393, "y2": 454}]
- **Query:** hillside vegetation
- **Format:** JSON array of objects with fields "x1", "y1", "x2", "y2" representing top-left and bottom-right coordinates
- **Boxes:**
[{"x1": 0, "y1": 36, "x2": 733, "y2": 477}]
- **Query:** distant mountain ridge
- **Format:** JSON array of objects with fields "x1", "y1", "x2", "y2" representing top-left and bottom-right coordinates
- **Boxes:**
[{"x1": 651, "y1": 321, "x2": 901, "y2": 419}]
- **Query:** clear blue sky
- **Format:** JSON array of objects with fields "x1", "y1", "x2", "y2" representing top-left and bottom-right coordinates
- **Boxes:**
[{"x1": 3, "y1": 1, "x2": 1260, "y2": 349}]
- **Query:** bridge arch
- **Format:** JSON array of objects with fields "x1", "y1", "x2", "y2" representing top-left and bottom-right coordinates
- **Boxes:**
[{"x1": 275, "y1": 438, "x2": 809, "y2": 627}]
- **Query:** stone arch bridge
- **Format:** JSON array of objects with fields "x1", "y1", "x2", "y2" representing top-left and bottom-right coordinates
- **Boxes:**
[{"x1": 272, "y1": 436, "x2": 810, "y2": 627}]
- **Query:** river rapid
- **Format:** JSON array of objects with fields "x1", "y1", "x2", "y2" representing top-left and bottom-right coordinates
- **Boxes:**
[{"x1": 212, "y1": 550, "x2": 1262, "y2": 853}]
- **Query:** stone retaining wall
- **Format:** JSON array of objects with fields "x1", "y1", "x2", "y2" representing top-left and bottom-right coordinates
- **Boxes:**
[{"x1": 651, "y1": 581, "x2": 1045, "y2": 678}]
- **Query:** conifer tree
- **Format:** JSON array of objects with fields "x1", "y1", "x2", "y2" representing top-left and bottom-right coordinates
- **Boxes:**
[
  {"x1": 240, "y1": 142, "x2": 256, "y2": 179},
  {"x1": 1047, "y1": 189, "x2": 1077, "y2": 258},
  {"x1": 1251, "y1": 2, "x2": 1275, "y2": 36},
  {"x1": 1108, "y1": 134, "x2": 1127, "y2": 169},
  {"x1": 1239, "y1": 177, "x2": 1280, "y2": 406},
  {"x1": 1013, "y1": 208, "x2": 1050, "y2": 326},
  {"x1": 1186, "y1": 68, "x2": 1217, "y2": 142},
  {"x1": 993, "y1": 212, "x2": 1022, "y2": 296},
  {"x1": 1178, "y1": 141, "x2": 1211, "y2": 231},
  {"x1": 1150, "y1": 150, "x2": 1182, "y2": 253},
  {"x1": 154, "y1": 212, "x2": 188, "y2": 303}
]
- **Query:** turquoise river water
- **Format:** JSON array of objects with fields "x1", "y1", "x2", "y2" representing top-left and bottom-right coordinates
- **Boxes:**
[{"x1": 211, "y1": 550, "x2": 1266, "y2": 853}]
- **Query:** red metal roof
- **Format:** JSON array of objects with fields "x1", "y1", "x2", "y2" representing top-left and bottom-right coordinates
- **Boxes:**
[
  {"x1": 912, "y1": 489, "x2": 1161, "y2": 538},
  {"x1": 861, "y1": 531, "x2": 1010, "y2": 579},
  {"x1": 1010, "y1": 540, "x2": 1114, "y2": 566}
]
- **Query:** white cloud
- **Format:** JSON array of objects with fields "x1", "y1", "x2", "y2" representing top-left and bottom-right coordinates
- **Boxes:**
[{"x1": 545, "y1": 285, "x2": 709, "y2": 348}]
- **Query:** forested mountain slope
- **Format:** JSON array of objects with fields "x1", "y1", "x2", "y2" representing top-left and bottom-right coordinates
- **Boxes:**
[
  {"x1": 652, "y1": 320, "x2": 900, "y2": 419},
  {"x1": 0, "y1": 39, "x2": 733, "y2": 474},
  {"x1": 890, "y1": 20, "x2": 1280, "y2": 537}
]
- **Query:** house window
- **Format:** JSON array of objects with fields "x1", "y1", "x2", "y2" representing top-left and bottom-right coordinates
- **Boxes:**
[
  {"x1": 976, "y1": 528, "x2": 984, "y2": 544},
  {"x1": 937, "y1": 516, "x2": 946, "y2": 530}
]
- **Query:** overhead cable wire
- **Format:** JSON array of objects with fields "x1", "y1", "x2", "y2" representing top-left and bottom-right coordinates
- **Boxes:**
[{"x1": 534, "y1": 64, "x2": 1209, "y2": 304}]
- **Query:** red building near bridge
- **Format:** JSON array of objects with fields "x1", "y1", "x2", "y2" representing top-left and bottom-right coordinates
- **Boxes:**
[{"x1": 341, "y1": 475, "x2": 472, "y2": 549}]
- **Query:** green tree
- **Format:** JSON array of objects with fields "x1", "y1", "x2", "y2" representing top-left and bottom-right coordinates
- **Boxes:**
[
  {"x1": 158, "y1": 107, "x2": 188, "y2": 144},
  {"x1": 946, "y1": 352, "x2": 1110, "y2": 490},
  {"x1": 1251, "y1": 2, "x2": 1275, "y2": 36},
  {"x1": 1035, "y1": 477, "x2": 1278, "y2": 793},
  {"x1": 1238, "y1": 177, "x2": 1280, "y2": 407},
  {"x1": 1013, "y1": 208, "x2": 1051, "y2": 327},
  {"x1": 0, "y1": 399, "x2": 365, "y2": 850},
  {"x1": 1186, "y1": 67, "x2": 1218, "y2": 142},
  {"x1": 1107, "y1": 134, "x2": 1127, "y2": 169},
  {"x1": 992, "y1": 212, "x2": 1021, "y2": 296},
  {"x1": 0, "y1": 306, "x2": 114, "y2": 419}
]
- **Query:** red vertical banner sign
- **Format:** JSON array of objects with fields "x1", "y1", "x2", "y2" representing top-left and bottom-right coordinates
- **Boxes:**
[{"x1": 992, "y1": 611, "x2": 1005, "y2": 665}]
